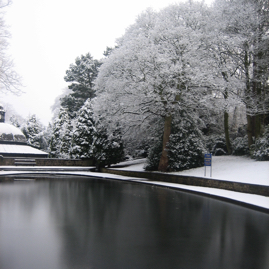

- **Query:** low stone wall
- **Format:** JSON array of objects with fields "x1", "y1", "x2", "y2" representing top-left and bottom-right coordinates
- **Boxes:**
[
  {"x1": 35, "y1": 158, "x2": 93, "y2": 166},
  {"x1": 101, "y1": 168, "x2": 269, "y2": 197},
  {"x1": 0, "y1": 157, "x2": 14, "y2": 165},
  {"x1": 0, "y1": 157, "x2": 93, "y2": 166}
]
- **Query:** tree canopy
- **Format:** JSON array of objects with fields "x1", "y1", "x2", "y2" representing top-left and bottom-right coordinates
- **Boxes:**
[
  {"x1": 48, "y1": 0, "x2": 269, "y2": 170},
  {"x1": 94, "y1": 3, "x2": 219, "y2": 171},
  {"x1": 93, "y1": 0, "x2": 269, "y2": 171},
  {"x1": 0, "y1": 0, "x2": 21, "y2": 94}
]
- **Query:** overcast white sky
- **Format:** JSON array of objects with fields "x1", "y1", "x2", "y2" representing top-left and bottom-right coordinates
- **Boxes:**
[{"x1": 2, "y1": 0, "x2": 213, "y2": 126}]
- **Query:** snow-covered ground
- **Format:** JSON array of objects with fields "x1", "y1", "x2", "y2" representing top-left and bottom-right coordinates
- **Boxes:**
[
  {"x1": 115, "y1": 156, "x2": 269, "y2": 210},
  {"x1": 117, "y1": 156, "x2": 269, "y2": 186}
]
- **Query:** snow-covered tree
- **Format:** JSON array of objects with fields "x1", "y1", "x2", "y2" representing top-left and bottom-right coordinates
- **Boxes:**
[
  {"x1": 94, "y1": 3, "x2": 216, "y2": 171},
  {"x1": 211, "y1": 0, "x2": 269, "y2": 146},
  {"x1": 0, "y1": 0, "x2": 21, "y2": 94},
  {"x1": 0, "y1": 102, "x2": 26, "y2": 127},
  {"x1": 21, "y1": 114, "x2": 46, "y2": 149},
  {"x1": 61, "y1": 53, "x2": 102, "y2": 117},
  {"x1": 60, "y1": 118, "x2": 73, "y2": 158},
  {"x1": 145, "y1": 112, "x2": 205, "y2": 171},
  {"x1": 9, "y1": 114, "x2": 21, "y2": 127},
  {"x1": 92, "y1": 119, "x2": 125, "y2": 170},
  {"x1": 71, "y1": 99, "x2": 95, "y2": 159},
  {"x1": 49, "y1": 108, "x2": 73, "y2": 158},
  {"x1": 49, "y1": 97, "x2": 124, "y2": 165}
]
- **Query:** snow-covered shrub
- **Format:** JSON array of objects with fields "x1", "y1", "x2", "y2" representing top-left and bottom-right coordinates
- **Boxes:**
[
  {"x1": 144, "y1": 137, "x2": 163, "y2": 171},
  {"x1": 145, "y1": 117, "x2": 205, "y2": 171},
  {"x1": 251, "y1": 125, "x2": 269, "y2": 161},
  {"x1": 205, "y1": 135, "x2": 227, "y2": 156},
  {"x1": 232, "y1": 136, "x2": 249, "y2": 156},
  {"x1": 167, "y1": 119, "x2": 205, "y2": 171}
]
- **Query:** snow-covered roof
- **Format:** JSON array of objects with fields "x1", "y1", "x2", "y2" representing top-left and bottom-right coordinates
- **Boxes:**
[
  {"x1": 0, "y1": 144, "x2": 48, "y2": 157},
  {"x1": 0, "y1": 123, "x2": 26, "y2": 143}
]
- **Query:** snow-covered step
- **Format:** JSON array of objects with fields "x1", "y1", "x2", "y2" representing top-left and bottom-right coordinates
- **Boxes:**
[{"x1": 14, "y1": 158, "x2": 36, "y2": 166}]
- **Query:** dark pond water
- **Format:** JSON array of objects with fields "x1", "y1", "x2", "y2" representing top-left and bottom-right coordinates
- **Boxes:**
[{"x1": 0, "y1": 178, "x2": 268, "y2": 269}]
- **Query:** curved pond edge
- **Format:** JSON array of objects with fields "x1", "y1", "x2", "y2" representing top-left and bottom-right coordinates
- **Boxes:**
[
  {"x1": 101, "y1": 167, "x2": 269, "y2": 196},
  {"x1": 0, "y1": 170, "x2": 268, "y2": 214}
]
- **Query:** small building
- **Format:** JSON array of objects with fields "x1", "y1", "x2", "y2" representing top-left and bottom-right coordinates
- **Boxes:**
[{"x1": 0, "y1": 105, "x2": 48, "y2": 158}]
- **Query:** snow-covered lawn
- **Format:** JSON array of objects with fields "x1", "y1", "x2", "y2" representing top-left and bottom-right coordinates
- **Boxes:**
[
  {"x1": 116, "y1": 156, "x2": 269, "y2": 210},
  {"x1": 173, "y1": 155, "x2": 269, "y2": 186},
  {"x1": 117, "y1": 156, "x2": 269, "y2": 186}
]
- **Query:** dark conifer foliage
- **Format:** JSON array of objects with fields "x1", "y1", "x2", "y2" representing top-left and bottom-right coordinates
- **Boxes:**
[
  {"x1": 145, "y1": 114, "x2": 205, "y2": 171},
  {"x1": 92, "y1": 122, "x2": 125, "y2": 169},
  {"x1": 61, "y1": 53, "x2": 102, "y2": 117}
]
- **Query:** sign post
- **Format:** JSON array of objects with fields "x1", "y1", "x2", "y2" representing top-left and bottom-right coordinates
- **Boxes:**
[{"x1": 204, "y1": 153, "x2": 212, "y2": 177}]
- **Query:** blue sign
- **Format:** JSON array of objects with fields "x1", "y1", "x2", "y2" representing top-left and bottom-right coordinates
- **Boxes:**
[{"x1": 204, "y1": 153, "x2": 212, "y2": 166}]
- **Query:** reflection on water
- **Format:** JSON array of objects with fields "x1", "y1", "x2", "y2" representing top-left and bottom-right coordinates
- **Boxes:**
[{"x1": 0, "y1": 178, "x2": 269, "y2": 269}]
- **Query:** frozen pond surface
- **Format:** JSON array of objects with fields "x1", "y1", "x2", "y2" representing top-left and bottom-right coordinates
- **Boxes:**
[{"x1": 0, "y1": 177, "x2": 269, "y2": 269}]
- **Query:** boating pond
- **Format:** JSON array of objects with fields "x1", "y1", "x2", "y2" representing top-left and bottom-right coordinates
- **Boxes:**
[{"x1": 0, "y1": 177, "x2": 268, "y2": 269}]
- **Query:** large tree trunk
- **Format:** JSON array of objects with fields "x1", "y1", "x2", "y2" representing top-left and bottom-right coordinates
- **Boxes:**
[
  {"x1": 244, "y1": 47, "x2": 255, "y2": 148},
  {"x1": 224, "y1": 111, "x2": 232, "y2": 155},
  {"x1": 158, "y1": 114, "x2": 172, "y2": 172},
  {"x1": 254, "y1": 114, "x2": 262, "y2": 138},
  {"x1": 223, "y1": 87, "x2": 232, "y2": 155},
  {"x1": 247, "y1": 114, "x2": 261, "y2": 148},
  {"x1": 247, "y1": 114, "x2": 254, "y2": 147}
]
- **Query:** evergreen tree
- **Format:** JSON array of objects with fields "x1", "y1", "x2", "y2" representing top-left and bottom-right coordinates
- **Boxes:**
[
  {"x1": 168, "y1": 117, "x2": 205, "y2": 171},
  {"x1": 145, "y1": 114, "x2": 205, "y2": 171},
  {"x1": 21, "y1": 114, "x2": 45, "y2": 149},
  {"x1": 49, "y1": 108, "x2": 73, "y2": 158},
  {"x1": 60, "y1": 117, "x2": 73, "y2": 158},
  {"x1": 61, "y1": 53, "x2": 101, "y2": 117},
  {"x1": 71, "y1": 99, "x2": 96, "y2": 159},
  {"x1": 49, "y1": 122, "x2": 61, "y2": 158},
  {"x1": 93, "y1": 121, "x2": 125, "y2": 170}
]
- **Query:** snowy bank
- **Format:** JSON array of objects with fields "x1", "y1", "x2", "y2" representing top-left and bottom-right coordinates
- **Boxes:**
[
  {"x1": 115, "y1": 156, "x2": 269, "y2": 210},
  {"x1": 117, "y1": 156, "x2": 269, "y2": 186}
]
